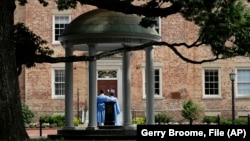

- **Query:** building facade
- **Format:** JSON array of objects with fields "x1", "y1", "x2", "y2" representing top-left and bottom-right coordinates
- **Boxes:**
[{"x1": 15, "y1": 0, "x2": 250, "y2": 123}]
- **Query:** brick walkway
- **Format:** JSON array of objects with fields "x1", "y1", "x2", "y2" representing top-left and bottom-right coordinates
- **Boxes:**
[{"x1": 26, "y1": 128, "x2": 58, "y2": 139}]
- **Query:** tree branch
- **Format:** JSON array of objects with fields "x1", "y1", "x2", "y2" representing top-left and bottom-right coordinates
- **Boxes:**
[
  {"x1": 33, "y1": 40, "x2": 222, "y2": 65},
  {"x1": 61, "y1": 0, "x2": 183, "y2": 17}
]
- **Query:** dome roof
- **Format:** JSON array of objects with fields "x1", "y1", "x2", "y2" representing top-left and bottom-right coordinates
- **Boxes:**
[
  {"x1": 61, "y1": 9, "x2": 159, "y2": 36},
  {"x1": 59, "y1": 9, "x2": 160, "y2": 51}
]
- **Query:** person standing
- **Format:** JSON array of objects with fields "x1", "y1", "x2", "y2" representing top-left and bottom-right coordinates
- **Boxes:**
[
  {"x1": 108, "y1": 88, "x2": 121, "y2": 125},
  {"x1": 97, "y1": 89, "x2": 109, "y2": 126}
]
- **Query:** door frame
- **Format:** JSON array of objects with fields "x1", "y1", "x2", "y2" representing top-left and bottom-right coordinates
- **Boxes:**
[{"x1": 96, "y1": 60, "x2": 123, "y2": 110}]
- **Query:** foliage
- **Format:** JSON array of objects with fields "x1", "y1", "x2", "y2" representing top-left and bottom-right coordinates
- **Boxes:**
[
  {"x1": 155, "y1": 113, "x2": 172, "y2": 123},
  {"x1": 12, "y1": 0, "x2": 250, "y2": 66},
  {"x1": 203, "y1": 116, "x2": 219, "y2": 124},
  {"x1": 235, "y1": 118, "x2": 248, "y2": 125},
  {"x1": 73, "y1": 117, "x2": 81, "y2": 126},
  {"x1": 220, "y1": 118, "x2": 234, "y2": 125},
  {"x1": 203, "y1": 116, "x2": 249, "y2": 125},
  {"x1": 14, "y1": 23, "x2": 54, "y2": 75},
  {"x1": 40, "y1": 115, "x2": 81, "y2": 127},
  {"x1": 22, "y1": 103, "x2": 35, "y2": 124},
  {"x1": 181, "y1": 99, "x2": 204, "y2": 125},
  {"x1": 40, "y1": 115, "x2": 65, "y2": 127},
  {"x1": 220, "y1": 117, "x2": 249, "y2": 125},
  {"x1": 132, "y1": 117, "x2": 146, "y2": 125},
  {"x1": 18, "y1": 0, "x2": 48, "y2": 6}
]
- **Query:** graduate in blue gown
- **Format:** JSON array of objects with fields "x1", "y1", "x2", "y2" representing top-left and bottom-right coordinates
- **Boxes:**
[
  {"x1": 108, "y1": 88, "x2": 121, "y2": 125},
  {"x1": 97, "y1": 89, "x2": 109, "y2": 126}
]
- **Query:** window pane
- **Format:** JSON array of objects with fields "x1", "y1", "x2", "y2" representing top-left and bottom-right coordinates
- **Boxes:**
[
  {"x1": 54, "y1": 70, "x2": 65, "y2": 95},
  {"x1": 155, "y1": 88, "x2": 159, "y2": 95},
  {"x1": 155, "y1": 69, "x2": 159, "y2": 75},
  {"x1": 55, "y1": 35, "x2": 59, "y2": 41},
  {"x1": 155, "y1": 76, "x2": 159, "y2": 81},
  {"x1": 54, "y1": 15, "x2": 70, "y2": 41},
  {"x1": 55, "y1": 24, "x2": 59, "y2": 28},
  {"x1": 204, "y1": 69, "x2": 219, "y2": 95},
  {"x1": 155, "y1": 83, "x2": 159, "y2": 88},
  {"x1": 154, "y1": 69, "x2": 160, "y2": 95},
  {"x1": 55, "y1": 29, "x2": 59, "y2": 34},
  {"x1": 237, "y1": 69, "x2": 250, "y2": 95}
]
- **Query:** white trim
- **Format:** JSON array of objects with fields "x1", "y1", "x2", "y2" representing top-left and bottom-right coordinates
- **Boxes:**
[
  {"x1": 52, "y1": 9, "x2": 72, "y2": 15},
  {"x1": 237, "y1": 112, "x2": 250, "y2": 118},
  {"x1": 204, "y1": 112, "x2": 221, "y2": 117}
]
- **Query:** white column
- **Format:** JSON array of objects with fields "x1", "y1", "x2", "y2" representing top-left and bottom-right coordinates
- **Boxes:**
[
  {"x1": 122, "y1": 51, "x2": 134, "y2": 129},
  {"x1": 145, "y1": 46, "x2": 155, "y2": 124},
  {"x1": 63, "y1": 44, "x2": 75, "y2": 129},
  {"x1": 86, "y1": 44, "x2": 98, "y2": 130}
]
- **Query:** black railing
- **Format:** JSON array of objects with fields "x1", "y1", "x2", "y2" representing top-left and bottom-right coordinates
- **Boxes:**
[{"x1": 39, "y1": 117, "x2": 43, "y2": 137}]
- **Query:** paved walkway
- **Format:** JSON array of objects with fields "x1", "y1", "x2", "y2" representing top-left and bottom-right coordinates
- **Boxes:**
[{"x1": 27, "y1": 128, "x2": 58, "y2": 139}]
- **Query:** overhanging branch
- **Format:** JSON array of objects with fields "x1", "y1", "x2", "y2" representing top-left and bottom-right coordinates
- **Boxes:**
[
  {"x1": 68, "y1": 0, "x2": 182, "y2": 17},
  {"x1": 33, "y1": 41, "x2": 222, "y2": 64}
]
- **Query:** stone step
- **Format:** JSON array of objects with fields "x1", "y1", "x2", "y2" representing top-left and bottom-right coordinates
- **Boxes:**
[
  {"x1": 47, "y1": 128, "x2": 137, "y2": 140},
  {"x1": 48, "y1": 134, "x2": 136, "y2": 140}
]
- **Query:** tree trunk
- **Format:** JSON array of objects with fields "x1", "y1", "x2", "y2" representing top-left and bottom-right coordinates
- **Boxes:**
[{"x1": 0, "y1": 0, "x2": 29, "y2": 140}]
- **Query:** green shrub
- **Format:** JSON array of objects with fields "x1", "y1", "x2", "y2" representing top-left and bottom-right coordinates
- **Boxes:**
[
  {"x1": 40, "y1": 115, "x2": 50, "y2": 123},
  {"x1": 52, "y1": 115, "x2": 65, "y2": 126},
  {"x1": 132, "y1": 117, "x2": 146, "y2": 125},
  {"x1": 22, "y1": 103, "x2": 35, "y2": 124},
  {"x1": 203, "y1": 116, "x2": 248, "y2": 125},
  {"x1": 235, "y1": 118, "x2": 248, "y2": 125},
  {"x1": 181, "y1": 99, "x2": 204, "y2": 125},
  {"x1": 73, "y1": 117, "x2": 81, "y2": 126},
  {"x1": 203, "y1": 116, "x2": 219, "y2": 124},
  {"x1": 40, "y1": 115, "x2": 82, "y2": 127},
  {"x1": 155, "y1": 113, "x2": 172, "y2": 123},
  {"x1": 40, "y1": 114, "x2": 65, "y2": 127},
  {"x1": 220, "y1": 118, "x2": 232, "y2": 125}
]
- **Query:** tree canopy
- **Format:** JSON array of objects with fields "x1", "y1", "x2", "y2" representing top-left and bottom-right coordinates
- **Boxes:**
[{"x1": 15, "y1": 0, "x2": 250, "y2": 70}]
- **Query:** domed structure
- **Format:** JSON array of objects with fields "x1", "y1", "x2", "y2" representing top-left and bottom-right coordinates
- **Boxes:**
[
  {"x1": 59, "y1": 8, "x2": 159, "y2": 132},
  {"x1": 59, "y1": 8, "x2": 160, "y2": 51}
]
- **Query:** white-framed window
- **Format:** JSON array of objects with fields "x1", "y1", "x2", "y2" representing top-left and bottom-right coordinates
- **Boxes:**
[
  {"x1": 52, "y1": 68, "x2": 65, "y2": 99},
  {"x1": 52, "y1": 15, "x2": 71, "y2": 44},
  {"x1": 143, "y1": 67, "x2": 162, "y2": 98},
  {"x1": 202, "y1": 68, "x2": 221, "y2": 98},
  {"x1": 236, "y1": 69, "x2": 250, "y2": 97}
]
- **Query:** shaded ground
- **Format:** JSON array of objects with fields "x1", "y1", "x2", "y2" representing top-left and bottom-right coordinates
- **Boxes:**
[
  {"x1": 27, "y1": 128, "x2": 58, "y2": 139},
  {"x1": 26, "y1": 128, "x2": 136, "y2": 141}
]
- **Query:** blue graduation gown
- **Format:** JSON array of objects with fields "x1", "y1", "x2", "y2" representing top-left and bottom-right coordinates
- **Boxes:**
[
  {"x1": 108, "y1": 96, "x2": 121, "y2": 125},
  {"x1": 97, "y1": 94, "x2": 109, "y2": 123}
]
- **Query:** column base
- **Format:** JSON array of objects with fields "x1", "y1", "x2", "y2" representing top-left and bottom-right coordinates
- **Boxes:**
[
  {"x1": 86, "y1": 126, "x2": 98, "y2": 130},
  {"x1": 62, "y1": 126, "x2": 76, "y2": 130},
  {"x1": 122, "y1": 124, "x2": 137, "y2": 130}
]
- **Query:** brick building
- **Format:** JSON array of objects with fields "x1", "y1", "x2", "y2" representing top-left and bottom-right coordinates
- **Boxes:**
[{"x1": 15, "y1": 0, "x2": 250, "y2": 123}]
